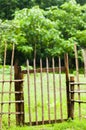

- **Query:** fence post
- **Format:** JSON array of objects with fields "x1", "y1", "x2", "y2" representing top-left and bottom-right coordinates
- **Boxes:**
[
  {"x1": 14, "y1": 62, "x2": 24, "y2": 125},
  {"x1": 70, "y1": 76, "x2": 75, "y2": 119},
  {"x1": 64, "y1": 53, "x2": 70, "y2": 118}
]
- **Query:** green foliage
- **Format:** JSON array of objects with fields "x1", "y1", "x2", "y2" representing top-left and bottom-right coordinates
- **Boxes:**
[
  {"x1": 76, "y1": 30, "x2": 86, "y2": 48},
  {"x1": 76, "y1": 0, "x2": 86, "y2": 5},
  {"x1": 0, "y1": 0, "x2": 86, "y2": 20},
  {"x1": 0, "y1": 1, "x2": 86, "y2": 64},
  {"x1": 14, "y1": 7, "x2": 63, "y2": 57},
  {"x1": 0, "y1": 0, "x2": 70, "y2": 20}
]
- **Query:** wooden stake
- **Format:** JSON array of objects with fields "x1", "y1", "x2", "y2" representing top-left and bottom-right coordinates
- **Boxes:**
[
  {"x1": 40, "y1": 59, "x2": 44, "y2": 124},
  {"x1": 70, "y1": 76, "x2": 75, "y2": 119},
  {"x1": 64, "y1": 53, "x2": 70, "y2": 118},
  {"x1": 74, "y1": 44, "x2": 81, "y2": 119},
  {"x1": 33, "y1": 58, "x2": 38, "y2": 125},
  {"x1": 58, "y1": 57, "x2": 63, "y2": 120},
  {"x1": 8, "y1": 44, "x2": 15, "y2": 126},
  {"x1": 14, "y1": 62, "x2": 24, "y2": 125},
  {"x1": 0, "y1": 43, "x2": 7, "y2": 129},
  {"x1": 27, "y1": 60, "x2": 32, "y2": 125},
  {"x1": 46, "y1": 58, "x2": 51, "y2": 123}
]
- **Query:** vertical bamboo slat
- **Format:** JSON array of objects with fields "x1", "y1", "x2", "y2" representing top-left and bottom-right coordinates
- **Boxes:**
[
  {"x1": 27, "y1": 60, "x2": 32, "y2": 125},
  {"x1": 46, "y1": 58, "x2": 51, "y2": 123},
  {"x1": 0, "y1": 44, "x2": 7, "y2": 129},
  {"x1": 33, "y1": 58, "x2": 38, "y2": 125},
  {"x1": 59, "y1": 57, "x2": 63, "y2": 120},
  {"x1": 64, "y1": 54, "x2": 70, "y2": 118},
  {"x1": 74, "y1": 44, "x2": 81, "y2": 118},
  {"x1": 8, "y1": 44, "x2": 15, "y2": 126},
  {"x1": 70, "y1": 76, "x2": 75, "y2": 119},
  {"x1": 52, "y1": 58, "x2": 56, "y2": 122},
  {"x1": 40, "y1": 59, "x2": 44, "y2": 124}
]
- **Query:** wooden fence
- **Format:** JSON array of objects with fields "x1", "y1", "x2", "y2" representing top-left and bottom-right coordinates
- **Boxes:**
[
  {"x1": 0, "y1": 44, "x2": 86, "y2": 128},
  {"x1": 0, "y1": 44, "x2": 24, "y2": 129},
  {"x1": 68, "y1": 45, "x2": 86, "y2": 119},
  {"x1": 22, "y1": 57, "x2": 67, "y2": 125}
]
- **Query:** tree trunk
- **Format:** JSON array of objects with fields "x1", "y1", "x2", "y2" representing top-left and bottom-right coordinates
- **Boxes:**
[
  {"x1": 34, "y1": 43, "x2": 36, "y2": 60},
  {"x1": 82, "y1": 48, "x2": 86, "y2": 77}
]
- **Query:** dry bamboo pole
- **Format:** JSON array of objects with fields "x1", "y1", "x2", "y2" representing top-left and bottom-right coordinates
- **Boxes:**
[
  {"x1": 26, "y1": 60, "x2": 32, "y2": 125},
  {"x1": 74, "y1": 44, "x2": 81, "y2": 119},
  {"x1": 52, "y1": 57, "x2": 56, "y2": 122},
  {"x1": 0, "y1": 79, "x2": 24, "y2": 83},
  {"x1": 64, "y1": 54, "x2": 70, "y2": 118},
  {"x1": 40, "y1": 59, "x2": 44, "y2": 124},
  {"x1": 0, "y1": 43, "x2": 7, "y2": 129},
  {"x1": 70, "y1": 76, "x2": 75, "y2": 119},
  {"x1": 0, "y1": 91, "x2": 23, "y2": 94},
  {"x1": 33, "y1": 58, "x2": 38, "y2": 125},
  {"x1": 46, "y1": 58, "x2": 51, "y2": 123},
  {"x1": 8, "y1": 44, "x2": 15, "y2": 126},
  {"x1": 58, "y1": 57, "x2": 63, "y2": 120}
]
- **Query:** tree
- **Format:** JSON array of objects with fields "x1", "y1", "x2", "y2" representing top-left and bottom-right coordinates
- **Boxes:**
[
  {"x1": 45, "y1": 2, "x2": 81, "y2": 51},
  {"x1": 1, "y1": 1, "x2": 86, "y2": 65},
  {"x1": 0, "y1": 18, "x2": 32, "y2": 64},
  {"x1": 76, "y1": 30, "x2": 86, "y2": 76},
  {"x1": 14, "y1": 6, "x2": 62, "y2": 59},
  {"x1": 76, "y1": 0, "x2": 86, "y2": 5},
  {"x1": 0, "y1": 0, "x2": 70, "y2": 20}
]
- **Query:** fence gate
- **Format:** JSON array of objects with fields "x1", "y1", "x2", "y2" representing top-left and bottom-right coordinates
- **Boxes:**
[{"x1": 21, "y1": 55, "x2": 69, "y2": 126}]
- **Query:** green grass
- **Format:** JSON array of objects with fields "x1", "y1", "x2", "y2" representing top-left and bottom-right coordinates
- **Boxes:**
[
  {"x1": 3, "y1": 119, "x2": 86, "y2": 130},
  {"x1": 0, "y1": 66, "x2": 86, "y2": 129}
]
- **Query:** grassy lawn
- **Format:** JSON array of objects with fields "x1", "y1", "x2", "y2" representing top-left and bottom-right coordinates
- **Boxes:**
[
  {"x1": 3, "y1": 119, "x2": 86, "y2": 130},
  {"x1": 0, "y1": 66, "x2": 86, "y2": 129}
]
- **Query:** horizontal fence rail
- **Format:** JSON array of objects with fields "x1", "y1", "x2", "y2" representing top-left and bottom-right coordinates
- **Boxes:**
[
  {"x1": 70, "y1": 82, "x2": 86, "y2": 85},
  {"x1": 25, "y1": 119, "x2": 67, "y2": 126},
  {"x1": 22, "y1": 67, "x2": 65, "y2": 74},
  {"x1": 0, "y1": 79, "x2": 24, "y2": 83}
]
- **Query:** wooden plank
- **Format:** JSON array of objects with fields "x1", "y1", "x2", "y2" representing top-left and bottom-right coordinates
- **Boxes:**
[
  {"x1": 58, "y1": 57, "x2": 63, "y2": 120},
  {"x1": 71, "y1": 100, "x2": 86, "y2": 104},
  {"x1": 0, "y1": 100, "x2": 24, "y2": 104},
  {"x1": 0, "y1": 91, "x2": 23, "y2": 94},
  {"x1": 0, "y1": 79, "x2": 24, "y2": 83},
  {"x1": 74, "y1": 44, "x2": 81, "y2": 118},
  {"x1": 25, "y1": 119, "x2": 67, "y2": 126},
  {"x1": 0, "y1": 43, "x2": 7, "y2": 129},
  {"x1": 69, "y1": 90, "x2": 86, "y2": 93},
  {"x1": 27, "y1": 60, "x2": 32, "y2": 126},
  {"x1": 0, "y1": 112, "x2": 24, "y2": 115},
  {"x1": 22, "y1": 67, "x2": 65, "y2": 74},
  {"x1": 40, "y1": 59, "x2": 44, "y2": 124},
  {"x1": 8, "y1": 44, "x2": 15, "y2": 126},
  {"x1": 70, "y1": 82, "x2": 86, "y2": 85},
  {"x1": 33, "y1": 58, "x2": 38, "y2": 125},
  {"x1": 46, "y1": 58, "x2": 51, "y2": 124},
  {"x1": 52, "y1": 57, "x2": 56, "y2": 122}
]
